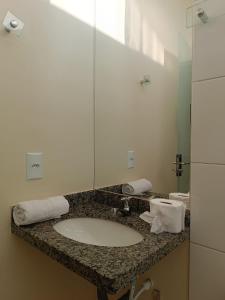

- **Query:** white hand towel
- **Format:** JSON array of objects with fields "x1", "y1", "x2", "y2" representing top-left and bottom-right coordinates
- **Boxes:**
[
  {"x1": 13, "y1": 196, "x2": 69, "y2": 226},
  {"x1": 150, "y1": 198, "x2": 186, "y2": 234},
  {"x1": 122, "y1": 179, "x2": 152, "y2": 195}
]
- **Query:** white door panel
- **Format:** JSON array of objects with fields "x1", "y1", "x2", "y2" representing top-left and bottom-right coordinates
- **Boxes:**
[
  {"x1": 191, "y1": 78, "x2": 225, "y2": 164},
  {"x1": 191, "y1": 163, "x2": 225, "y2": 251}
]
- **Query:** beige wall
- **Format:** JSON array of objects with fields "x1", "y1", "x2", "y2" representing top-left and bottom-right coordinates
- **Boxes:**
[
  {"x1": 0, "y1": 1, "x2": 95, "y2": 299},
  {"x1": 0, "y1": 1, "x2": 190, "y2": 299},
  {"x1": 95, "y1": 0, "x2": 192, "y2": 193}
]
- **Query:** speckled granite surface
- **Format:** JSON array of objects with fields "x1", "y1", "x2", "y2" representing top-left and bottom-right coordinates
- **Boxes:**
[
  {"x1": 95, "y1": 189, "x2": 168, "y2": 214},
  {"x1": 11, "y1": 190, "x2": 189, "y2": 295}
]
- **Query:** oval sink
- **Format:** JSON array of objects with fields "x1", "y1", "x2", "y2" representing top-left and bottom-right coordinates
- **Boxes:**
[{"x1": 53, "y1": 218, "x2": 143, "y2": 247}]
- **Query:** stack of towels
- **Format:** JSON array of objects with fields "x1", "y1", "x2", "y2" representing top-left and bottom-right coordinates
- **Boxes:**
[
  {"x1": 13, "y1": 196, "x2": 69, "y2": 226},
  {"x1": 122, "y1": 178, "x2": 152, "y2": 195},
  {"x1": 140, "y1": 198, "x2": 186, "y2": 234}
]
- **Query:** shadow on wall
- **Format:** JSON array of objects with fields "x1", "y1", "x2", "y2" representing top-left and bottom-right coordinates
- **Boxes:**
[{"x1": 50, "y1": 0, "x2": 166, "y2": 65}]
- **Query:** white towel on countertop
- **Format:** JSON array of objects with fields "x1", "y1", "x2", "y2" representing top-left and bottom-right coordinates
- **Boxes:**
[
  {"x1": 13, "y1": 196, "x2": 69, "y2": 226},
  {"x1": 122, "y1": 179, "x2": 152, "y2": 195}
]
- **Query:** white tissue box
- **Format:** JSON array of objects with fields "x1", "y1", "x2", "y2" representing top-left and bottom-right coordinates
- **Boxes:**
[
  {"x1": 150, "y1": 198, "x2": 186, "y2": 234},
  {"x1": 169, "y1": 193, "x2": 190, "y2": 209}
]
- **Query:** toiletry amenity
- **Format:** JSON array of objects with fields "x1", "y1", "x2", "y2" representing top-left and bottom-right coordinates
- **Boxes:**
[
  {"x1": 122, "y1": 179, "x2": 152, "y2": 195},
  {"x1": 13, "y1": 196, "x2": 69, "y2": 226},
  {"x1": 169, "y1": 192, "x2": 190, "y2": 209},
  {"x1": 150, "y1": 198, "x2": 186, "y2": 234}
]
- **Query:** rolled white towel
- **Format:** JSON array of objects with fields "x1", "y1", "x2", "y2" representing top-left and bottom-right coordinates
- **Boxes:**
[
  {"x1": 122, "y1": 179, "x2": 152, "y2": 195},
  {"x1": 13, "y1": 196, "x2": 69, "y2": 226}
]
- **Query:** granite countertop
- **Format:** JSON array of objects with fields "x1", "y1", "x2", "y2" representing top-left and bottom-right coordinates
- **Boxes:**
[{"x1": 11, "y1": 199, "x2": 189, "y2": 295}]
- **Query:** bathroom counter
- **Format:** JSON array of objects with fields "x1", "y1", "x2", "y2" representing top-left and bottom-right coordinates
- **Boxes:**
[{"x1": 11, "y1": 199, "x2": 189, "y2": 296}]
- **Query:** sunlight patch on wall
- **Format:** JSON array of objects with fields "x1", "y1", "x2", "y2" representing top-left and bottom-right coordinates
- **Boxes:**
[
  {"x1": 125, "y1": 0, "x2": 142, "y2": 52},
  {"x1": 50, "y1": 0, "x2": 95, "y2": 27},
  {"x1": 142, "y1": 19, "x2": 165, "y2": 66},
  {"x1": 125, "y1": 0, "x2": 165, "y2": 66},
  {"x1": 96, "y1": 0, "x2": 126, "y2": 45},
  {"x1": 50, "y1": 0, "x2": 165, "y2": 66}
]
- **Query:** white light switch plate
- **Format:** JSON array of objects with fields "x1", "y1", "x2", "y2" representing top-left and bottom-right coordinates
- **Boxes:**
[
  {"x1": 128, "y1": 150, "x2": 135, "y2": 169},
  {"x1": 26, "y1": 153, "x2": 43, "y2": 180}
]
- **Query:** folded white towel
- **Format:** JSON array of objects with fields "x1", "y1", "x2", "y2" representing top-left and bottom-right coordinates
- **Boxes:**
[
  {"x1": 13, "y1": 196, "x2": 69, "y2": 226},
  {"x1": 122, "y1": 179, "x2": 152, "y2": 195},
  {"x1": 150, "y1": 198, "x2": 186, "y2": 234}
]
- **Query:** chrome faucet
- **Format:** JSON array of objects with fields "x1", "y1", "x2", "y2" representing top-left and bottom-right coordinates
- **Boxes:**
[
  {"x1": 111, "y1": 196, "x2": 133, "y2": 217},
  {"x1": 121, "y1": 196, "x2": 132, "y2": 212}
]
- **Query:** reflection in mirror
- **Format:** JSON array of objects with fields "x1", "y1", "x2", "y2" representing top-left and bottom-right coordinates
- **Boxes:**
[{"x1": 94, "y1": 0, "x2": 192, "y2": 194}]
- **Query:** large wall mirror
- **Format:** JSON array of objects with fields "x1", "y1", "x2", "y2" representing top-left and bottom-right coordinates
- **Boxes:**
[{"x1": 94, "y1": 0, "x2": 192, "y2": 194}]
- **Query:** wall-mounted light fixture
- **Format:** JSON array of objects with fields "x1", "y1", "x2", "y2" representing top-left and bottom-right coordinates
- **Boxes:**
[
  {"x1": 140, "y1": 75, "x2": 151, "y2": 87},
  {"x1": 3, "y1": 11, "x2": 24, "y2": 35},
  {"x1": 197, "y1": 8, "x2": 208, "y2": 24}
]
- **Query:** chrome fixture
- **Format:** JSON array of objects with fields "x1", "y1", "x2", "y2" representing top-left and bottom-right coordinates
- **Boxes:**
[
  {"x1": 197, "y1": 8, "x2": 208, "y2": 24},
  {"x1": 172, "y1": 154, "x2": 190, "y2": 177},
  {"x1": 129, "y1": 277, "x2": 153, "y2": 300},
  {"x1": 3, "y1": 11, "x2": 24, "y2": 34},
  {"x1": 121, "y1": 196, "x2": 132, "y2": 212},
  {"x1": 140, "y1": 75, "x2": 151, "y2": 86},
  {"x1": 111, "y1": 196, "x2": 132, "y2": 217},
  {"x1": 9, "y1": 19, "x2": 18, "y2": 29}
]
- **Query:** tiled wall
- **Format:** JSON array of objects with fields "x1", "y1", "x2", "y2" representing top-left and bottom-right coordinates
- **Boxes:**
[{"x1": 190, "y1": 1, "x2": 225, "y2": 298}]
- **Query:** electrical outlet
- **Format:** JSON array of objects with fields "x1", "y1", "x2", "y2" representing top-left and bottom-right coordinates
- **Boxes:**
[
  {"x1": 128, "y1": 150, "x2": 135, "y2": 169},
  {"x1": 26, "y1": 152, "x2": 43, "y2": 180}
]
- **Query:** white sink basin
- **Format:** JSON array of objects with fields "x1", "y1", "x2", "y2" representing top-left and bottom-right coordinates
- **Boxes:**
[{"x1": 53, "y1": 218, "x2": 143, "y2": 247}]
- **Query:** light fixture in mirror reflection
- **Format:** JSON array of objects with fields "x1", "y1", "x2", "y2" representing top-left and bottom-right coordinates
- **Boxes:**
[
  {"x1": 140, "y1": 75, "x2": 151, "y2": 86},
  {"x1": 49, "y1": 0, "x2": 165, "y2": 66}
]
